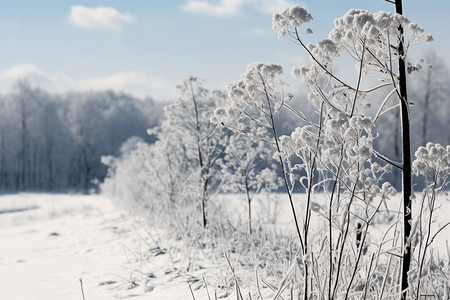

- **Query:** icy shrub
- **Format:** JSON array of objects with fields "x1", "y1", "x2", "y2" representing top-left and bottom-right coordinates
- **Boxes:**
[
  {"x1": 101, "y1": 140, "x2": 157, "y2": 214},
  {"x1": 217, "y1": 134, "x2": 282, "y2": 234},
  {"x1": 408, "y1": 143, "x2": 449, "y2": 298}
]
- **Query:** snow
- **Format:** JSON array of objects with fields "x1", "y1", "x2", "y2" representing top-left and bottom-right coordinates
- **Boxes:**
[
  {"x1": 1, "y1": 192, "x2": 449, "y2": 299},
  {"x1": 0, "y1": 192, "x2": 291, "y2": 300},
  {"x1": 0, "y1": 194, "x2": 216, "y2": 300}
]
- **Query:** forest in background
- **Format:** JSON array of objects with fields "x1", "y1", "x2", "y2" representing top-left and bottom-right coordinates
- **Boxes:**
[
  {"x1": 0, "y1": 50, "x2": 448, "y2": 193},
  {"x1": 0, "y1": 81, "x2": 163, "y2": 192}
]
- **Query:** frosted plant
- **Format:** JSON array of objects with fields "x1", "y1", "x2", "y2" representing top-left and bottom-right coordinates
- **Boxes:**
[
  {"x1": 413, "y1": 143, "x2": 450, "y2": 186},
  {"x1": 410, "y1": 143, "x2": 449, "y2": 299},
  {"x1": 272, "y1": 5, "x2": 313, "y2": 39},
  {"x1": 146, "y1": 127, "x2": 195, "y2": 210},
  {"x1": 212, "y1": 61, "x2": 307, "y2": 250},
  {"x1": 213, "y1": 1, "x2": 439, "y2": 299},
  {"x1": 217, "y1": 133, "x2": 282, "y2": 234},
  {"x1": 212, "y1": 62, "x2": 295, "y2": 143},
  {"x1": 163, "y1": 76, "x2": 229, "y2": 228},
  {"x1": 273, "y1": 5, "x2": 435, "y2": 299},
  {"x1": 103, "y1": 76, "x2": 229, "y2": 230},
  {"x1": 101, "y1": 141, "x2": 157, "y2": 213}
]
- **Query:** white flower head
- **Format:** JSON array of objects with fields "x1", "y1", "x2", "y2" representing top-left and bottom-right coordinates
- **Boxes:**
[
  {"x1": 273, "y1": 5, "x2": 313, "y2": 39},
  {"x1": 413, "y1": 143, "x2": 450, "y2": 177},
  {"x1": 238, "y1": 62, "x2": 283, "y2": 100},
  {"x1": 329, "y1": 9, "x2": 433, "y2": 62}
]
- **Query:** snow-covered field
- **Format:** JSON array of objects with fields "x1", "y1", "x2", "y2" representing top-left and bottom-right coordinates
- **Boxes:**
[
  {"x1": 0, "y1": 193, "x2": 221, "y2": 300},
  {"x1": 1, "y1": 192, "x2": 449, "y2": 300}
]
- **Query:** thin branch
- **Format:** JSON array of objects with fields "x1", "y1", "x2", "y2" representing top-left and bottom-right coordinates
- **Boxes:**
[
  {"x1": 294, "y1": 28, "x2": 356, "y2": 91},
  {"x1": 350, "y1": 40, "x2": 366, "y2": 117},
  {"x1": 428, "y1": 222, "x2": 450, "y2": 247},
  {"x1": 375, "y1": 103, "x2": 401, "y2": 121},
  {"x1": 189, "y1": 284, "x2": 196, "y2": 300},
  {"x1": 79, "y1": 278, "x2": 86, "y2": 300},
  {"x1": 373, "y1": 149, "x2": 403, "y2": 170},
  {"x1": 374, "y1": 88, "x2": 397, "y2": 122},
  {"x1": 259, "y1": 71, "x2": 305, "y2": 252},
  {"x1": 261, "y1": 278, "x2": 286, "y2": 300},
  {"x1": 283, "y1": 103, "x2": 311, "y2": 123}
]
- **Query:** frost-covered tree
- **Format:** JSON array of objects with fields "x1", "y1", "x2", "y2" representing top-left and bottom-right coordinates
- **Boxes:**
[
  {"x1": 218, "y1": 134, "x2": 281, "y2": 234},
  {"x1": 14, "y1": 81, "x2": 36, "y2": 189},
  {"x1": 102, "y1": 76, "x2": 229, "y2": 227},
  {"x1": 61, "y1": 90, "x2": 162, "y2": 192},
  {"x1": 101, "y1": 138, "x2": 157, "y2": 213},
  {"x1": 163, "y1": 76, "x2": 229, "y2": 228},
  {"x1": 409, "y1": 49, "x2": 450, "y2": 147},
  {"x1": 146, "y1": 121, "x2": 195, "y2": 212},
  {"x1": 0, "y1": 82, "x2": 161, "y2": 192}
]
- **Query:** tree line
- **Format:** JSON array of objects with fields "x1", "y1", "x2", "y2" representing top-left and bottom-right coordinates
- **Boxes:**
[
  {"x1": 1, "y1": 48, "x2": 447, "y2": 194},
  {"x1": 0, "y1": 81, "x2": 163, "y2": 192}
]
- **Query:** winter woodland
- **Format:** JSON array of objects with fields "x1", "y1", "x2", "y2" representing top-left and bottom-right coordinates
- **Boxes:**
[{"x1": 2, "y1": 1, "x2": 450, "y2": 300}]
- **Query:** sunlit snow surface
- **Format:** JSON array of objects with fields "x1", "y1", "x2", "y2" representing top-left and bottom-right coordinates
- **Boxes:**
[
  {"x1": 1, "y1": 193, "x2": 449, "y2": 299},
  {"x1": 0, "y1": 194, "x2": 216, "y2": 300}
]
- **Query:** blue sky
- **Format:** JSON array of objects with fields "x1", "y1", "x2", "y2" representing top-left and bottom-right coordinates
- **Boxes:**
[{"x1": 0, "y1": 0, "x2": 449, "y2": 101}]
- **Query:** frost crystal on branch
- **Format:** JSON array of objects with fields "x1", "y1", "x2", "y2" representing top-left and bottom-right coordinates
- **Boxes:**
[
  {"x1": 329, "y1": 9, "x2": 433, "y2": 62},
  {"x1": 272, "y1": 5, "x2": 312, "y2": 38},
  {"x1": 240, "y1": 62, "x2": 283, "y2": 98},
  {"x1": 413, "y1": 143, "x2": 450, "y2": 178},
  {"x1": 211, "y1": 62, "x2": 287, "y2": 142},
  {"x1": 224, "y1": 62, "x2": 283, "y2": 110},
  {"x1": 306, "y1": 39, "x2": 340, "y2": 70},
  {"x1": 279, "y1": 6, "x2": 433, "y2": 100}
]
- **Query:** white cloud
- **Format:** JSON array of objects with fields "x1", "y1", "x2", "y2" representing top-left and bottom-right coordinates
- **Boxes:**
[
  {"x1": 181, "y1": 0, "x2": 295, "y2": 16},
  {"x1": 69, "y1": 6, "x2": 135, "y2": 31},
  {"x1": 1, "y1": 64, "x2": 46, "y2": 79},
  {"x1": 0, "y1": 64, "x2": 74, "y2": 95},
  {"x1": 253, "y1": 0, "x2": 295, "y2": 14},
  {"x1": 181, "y1": 0, "x2": 245, "y2": 16},
  {"x1": 79, "y1": 71, "x2": 172, "y2": 99},
  {"x1": 0, "y1": 65, "x2": 174, "y2": 101}
]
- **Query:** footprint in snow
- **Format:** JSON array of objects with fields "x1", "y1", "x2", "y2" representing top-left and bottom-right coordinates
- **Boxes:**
[{"x1": 98, "y1": 280, "x2": 117, "y2": 286}]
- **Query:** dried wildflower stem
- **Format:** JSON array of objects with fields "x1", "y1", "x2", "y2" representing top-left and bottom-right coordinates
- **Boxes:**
[
  {"x1": 258, "y1": 73, "x2": 304, "y2": 249},
  {"x1": 79, "y1": 278, "x2": 86, "y2": 300}
]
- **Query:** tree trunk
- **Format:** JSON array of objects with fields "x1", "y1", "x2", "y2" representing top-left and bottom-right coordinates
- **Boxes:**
[
  {"x1": 394, "y1": 110, "x2": 401, "y2": 189},
  {"x1": 190, "y1": 82, "x2": 209, "y2": 229},
  {"x1": 395, "y1": 1, "x2": 413, "y2": 299},
  {"x1": 0, "y1": 129, "x2": 5, "y2": 189},
  {"x1": 422, "y1": 67, "x2": 431, "y2": 146},
  {"x1": 19, "y1": 97, "x2": 27, "y2": 190},
  {"x1": 245, "y1": 176, "x2": 252, "y2": 235}
]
